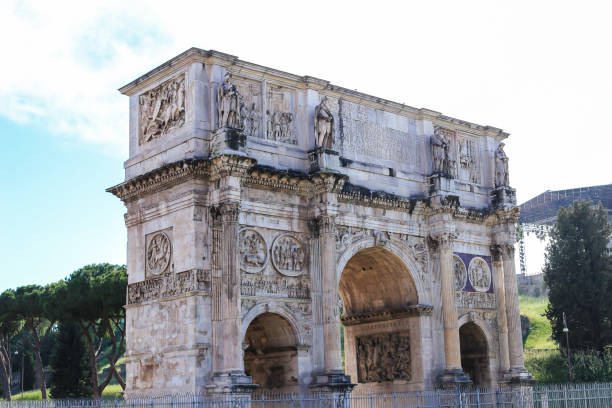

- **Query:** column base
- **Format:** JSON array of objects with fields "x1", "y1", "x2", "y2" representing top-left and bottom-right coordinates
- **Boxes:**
[
  {"x1": 501, "y1": 368, "x2": 534, "y2": 384},
  {"x1": 206, "y1": 371, "x2": 259, "y2": 395},
  {"x1": 310, "y1": 371, "x2": 355, "y2": 393},
  {"x1": 437, "y1": 369, "x2": 471, "y2": 386}
]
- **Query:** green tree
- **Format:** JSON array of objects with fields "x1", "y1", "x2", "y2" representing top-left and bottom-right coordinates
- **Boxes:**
[
  {"x1": 49, "y1": 321, "x2": 92, "y2": 398},
  {"x1": 0, "y1": 291, "x2": 22, "y2": 401},
  {"x1": 544, "y1": 200, "x2": 612, "y2": 351},
  {"x1": 49, "y1": 264, "x2": 127, "y2": 399},
  {"x1": 8, "y1": 285, "x2": 56, "y2": 399}
]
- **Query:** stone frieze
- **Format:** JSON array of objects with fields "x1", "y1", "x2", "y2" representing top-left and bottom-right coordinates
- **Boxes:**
[{"x1": 127, "y1": 269, "x2": 210, "y2": 305}]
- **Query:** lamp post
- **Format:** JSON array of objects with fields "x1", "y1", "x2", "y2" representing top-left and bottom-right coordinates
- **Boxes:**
[
  {"x1": 13, "y1": 348, "x2": 23, "y2": 400},
  {"x1": 563, "y1": 312, "x2": 573, "y2": 383}
]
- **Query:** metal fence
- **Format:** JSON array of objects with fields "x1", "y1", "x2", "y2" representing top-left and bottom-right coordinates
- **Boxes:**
[{"x1": 2, "y1": 383, "x2": 612, "y2": 408}]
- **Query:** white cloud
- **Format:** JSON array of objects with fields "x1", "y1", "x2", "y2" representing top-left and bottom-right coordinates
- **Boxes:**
[{"x1": 1, "y1": 0, "x2": 612, "y2": 199}]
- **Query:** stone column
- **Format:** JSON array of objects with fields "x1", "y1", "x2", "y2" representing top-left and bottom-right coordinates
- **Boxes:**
[
  {"x1": 208, "y1": 202, "x2": 256, "y2": 394},
  {"x1": 491, "y1": 245, "x2": 510, "y2": 374},
  {"x1": 310, "y1": 215, "x2": 352, "y2": 391},
  {"x1": 320, "y1": 215, "x2": 343, "y2": 373},
  {"x1": 220, "y1": 202, "x2": 243, "y2": 373},
  {"x1": 437, "y1": 233, "x2": 469, "y2": 383},
  {"x1": 501, "y1": 244, "x2": 531, "y2": 381}
]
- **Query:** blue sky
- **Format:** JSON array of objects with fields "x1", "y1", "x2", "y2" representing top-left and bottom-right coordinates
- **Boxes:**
[{"x1": 2, "y1": 0, "x2": 612, "y2": 290}]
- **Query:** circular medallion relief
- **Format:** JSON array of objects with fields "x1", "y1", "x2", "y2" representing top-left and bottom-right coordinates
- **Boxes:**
[
  {"x1": 468, "y1": 257, "x2": 491, "y2": 292},
  {"x1": 453, "y1": 255, "x2": 467, "y2": 290},
  {"x1": 239, "y1": 229, "x2": 267, "y2": 273},
  {"x1": 147, "y1": 232, "x2": 171, "y2": 276},
  {"x1": 271, "y1": 234, "x2": 305, "y2": 277}
]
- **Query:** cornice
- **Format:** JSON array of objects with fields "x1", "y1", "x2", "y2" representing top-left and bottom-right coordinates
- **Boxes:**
[
  {"x1": 341, "y1": 304, "x2": 433, "y2": 326},
  {"x1": 107, "y1": 159, "x2": 210, "y2": 203}
]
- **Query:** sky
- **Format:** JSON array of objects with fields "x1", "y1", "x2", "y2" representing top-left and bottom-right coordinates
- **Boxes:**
[{"x1": 1, "y1": 0, "x2": 611, "y2": 291}]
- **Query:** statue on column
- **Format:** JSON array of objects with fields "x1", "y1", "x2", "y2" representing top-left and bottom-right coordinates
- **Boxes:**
[
  {"x1": 495, "y1": 142, "x2": 510, "y2": 187},
  {"x1": 431, "y1": 127, "x2": 449, "y2": 175},
  {"x1": 314, "y1": 97, "x2": 335, "y2": 149},
  {"x1": 217, "y1": 72, "x2": 240, "y2": 129}
]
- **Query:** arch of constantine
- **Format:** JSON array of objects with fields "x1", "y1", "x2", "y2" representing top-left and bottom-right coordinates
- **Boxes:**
[{"x1": 107, "y1": 48, "x2": 531, "y2": 395}]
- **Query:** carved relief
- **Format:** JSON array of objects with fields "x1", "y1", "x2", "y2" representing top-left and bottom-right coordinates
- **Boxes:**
[
  {"x1": 235, "y1": 80, "x2": 262, "y2": 138},
  {"x1": 374, "y1": 230, "x2": 389, "y2": 247},
  {"x1": 139, "y1": 74, "x2": 185, "y2": 144},
  {"x1": 456, "y1": 291, "x2": 496, "y2": 310},
  {"x1": 453, "y1": 255, "x2": 467, "y2": 290},
  {"x1": 356, "y1": 332, "x2": 411, "y2": 383},
  {"x1": 315, "y1": 96, "x2": 334, "y2": 149},
  {"x1": 336, "y1": 226, "x2": 369, "y2": 252},
  {"x1": 241, "y1": 275, "x2": 310, "y2": 299},
  {"x1": 146, "y1": 231, "x2": 171, "y2": 277},
  {"x1": 271, "y1": 235, "x2": 305, "y2": 277},
  {"x1": 266, "y1": 86, "x2": 296, "y2": 144},
  {"x1": 468, "y1": 257, "x2": 491, "y2": 292},
  {"x1": 239, "y1": 229, "x2": 267, "y2": 273},
  {"x1": 127, "y1": 270, "x2": 210, "y2": 304},
  {"x1": 458, "y1": 136, "x2": 480, "y2": 183}
]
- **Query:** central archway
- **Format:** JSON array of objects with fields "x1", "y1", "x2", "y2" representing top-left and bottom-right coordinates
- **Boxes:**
[{"x1": 338, "y1": 245, "x2": 424, "y2": 391}]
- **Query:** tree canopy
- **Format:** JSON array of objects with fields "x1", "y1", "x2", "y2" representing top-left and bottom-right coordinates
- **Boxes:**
[{"x1": 544, "y1": 200, "x2": 612, "y2": 351}]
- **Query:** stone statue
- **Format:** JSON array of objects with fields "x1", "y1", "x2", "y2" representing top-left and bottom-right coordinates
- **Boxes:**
[
  {"x1": 495, "y1": 142, "x2": 509, "y2": 187},
  {"x1": 431, "y1": 127, "x2": 449, "y2": 174},
  {"x1": 217, "y1": 72, "x2": 240, "y2": 129},
  {"x1": 314, "y1": 97, "x2": 334, "y2": 149}
]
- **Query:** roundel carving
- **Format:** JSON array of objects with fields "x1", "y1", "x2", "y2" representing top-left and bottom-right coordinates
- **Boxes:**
[
  {"x1": 147, "y1": 232, "x2": 171, "y2": 276},
  {"x1": 239, "y1": 229, "x2": 267, "y2": 273},
  {"x1": 468, "y1": 257, "x2": 491, "y2": 292},
  {"x1": 453, "y1": 255, "x2": 467, "y2": 290},
  {"x1": 271, "y1": 234, "x2": 305, "y2": 277}
]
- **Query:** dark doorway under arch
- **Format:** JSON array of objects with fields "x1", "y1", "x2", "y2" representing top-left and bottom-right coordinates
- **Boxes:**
[
  {"x1": 244, "y1": 313, "x2": 299, "y2": 392},
  {"x1": 459, "y1": 322, "x2": 490, "y2": 387}
]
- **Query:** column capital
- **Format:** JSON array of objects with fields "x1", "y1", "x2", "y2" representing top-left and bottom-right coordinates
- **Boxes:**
[
  {"x1": 219, "y1": 202, "x2": 240, "y2": 223},
  {"x1": 498, "y1": 243, "x2": 515, "y2": 259},
  {"x1": 316, "y1": 215, "x2": 336, "y2": 235},
  {"x1": 430, "y1": 232, "x2": 457, "y2": 248}
]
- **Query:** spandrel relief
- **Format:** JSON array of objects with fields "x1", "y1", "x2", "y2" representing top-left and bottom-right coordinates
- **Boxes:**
[
  {"x1": 239, "y1": 229, "x2": 267, "y2": 273},
  {"x1": 271, "y1": 234, "x2": 305, "y2": 277},
  {"x1": 266, "y1": 86, "x2": 296, "y2": 144},
  {"x1": 139, "y1": 74, "x2": 185, "y2": 144},
  {"x1": 356, "y1": 332, "x2": 411, "y2": 383}
]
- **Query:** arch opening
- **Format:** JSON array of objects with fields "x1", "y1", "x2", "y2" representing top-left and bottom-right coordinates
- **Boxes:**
[
  {"x1": 339, "y1": 246, "x2": 421, "y2": 391},
  {"x1": 459, "y1": 322, "x2": 490, "y2": 387},
  {"x1": 244, "y1": 313, "x2": 299, "y2": 392}
]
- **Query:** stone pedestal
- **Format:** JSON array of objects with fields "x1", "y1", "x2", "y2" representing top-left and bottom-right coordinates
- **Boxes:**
[
  {"x1": 429, "y1": 175, "x2": 460, "y2": 208},
  {"x1": 206, "y1": 372, "x2": 258, "y2": 395},
  {"x1": 211, "y1": 127, "x2": 247, "y2": 157},
  {"x1": 309, "y1": 148, "x2": 340, "y2": 173},
  {"x1": 491, "y1": 186, "x2": 517, "y2": 208}
]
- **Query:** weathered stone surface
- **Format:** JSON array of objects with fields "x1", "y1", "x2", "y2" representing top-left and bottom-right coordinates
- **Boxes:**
[{"x1": 108, "y1": 48, "x2": 529, "y2": 395}]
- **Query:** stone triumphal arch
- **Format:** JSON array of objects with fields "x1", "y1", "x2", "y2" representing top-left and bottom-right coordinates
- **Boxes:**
[{"x1": 108, "y1": 48, "x2": 531, "y2": 396}]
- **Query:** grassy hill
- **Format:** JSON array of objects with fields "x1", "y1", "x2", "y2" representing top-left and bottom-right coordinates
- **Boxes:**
[{"x1": 519, "y1": 295, "x2": 556, "y2": 350}]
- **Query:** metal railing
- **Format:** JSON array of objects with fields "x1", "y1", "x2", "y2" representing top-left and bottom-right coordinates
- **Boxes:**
[{"x1": 2, "y1": 383, "x2": 612, "y2": 408}]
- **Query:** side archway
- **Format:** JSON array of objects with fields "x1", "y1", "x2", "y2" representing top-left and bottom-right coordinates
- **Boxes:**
[
  {"x1": 242, "y1": 308, "x2": 303, "y2": 393},
  {"x1": 458, "y1": 315, "x2": 495, "y2": 387}
]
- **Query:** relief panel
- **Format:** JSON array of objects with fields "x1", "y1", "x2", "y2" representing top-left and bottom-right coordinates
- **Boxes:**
[
  {"x1": 145, "y1": 229, "x2": 173, "y2": 278},
  {"x1": 139, "y1": 74, "x2": 185, "y2": 144},
  {"x1": 239, "y1": 229, "x2": 268, "y2": 273},
  {"x1": 271, "y1": 234, "x2": 305, "y2": 277},
  {"x1": 265, "y1": 84, "x2": 296, "y2": 144},
  {"x1": 356, "y1": 332, "x2": 411, "y2": 383}
]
